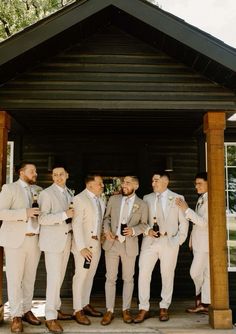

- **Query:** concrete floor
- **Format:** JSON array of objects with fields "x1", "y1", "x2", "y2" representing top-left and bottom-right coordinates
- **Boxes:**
[{"x1": 1, "y1": 297, "x2": 236, "y2": 334}]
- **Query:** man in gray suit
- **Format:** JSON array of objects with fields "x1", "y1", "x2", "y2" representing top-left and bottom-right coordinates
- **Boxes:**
[
  {"x1": 176, "y1": 172, "x2": 209, "y2": 314},
  {"x1": 72, "y1": 175, "x2": 105, "y2": 326},
  {"x1": 134, "y1": 171, "x2": 188, "y2": 323},
  {"x1": 0, "y1": 161, "x2": 42, "y2": 333},
  {"x1": 101, "y1": 176, "x2": 148, "y2": 326},
  {"x1": 39, "y1": 164, "x2": 74, "y2": 333}
]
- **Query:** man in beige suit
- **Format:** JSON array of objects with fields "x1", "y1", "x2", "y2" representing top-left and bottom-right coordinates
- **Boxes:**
[
  {"x1": 39, "y1": 164, "x2": 74, "y2": 333},
  {"x1": 72, "y1": 175, "x2": 105, "y2": 326},
  {"x1": 0, "y1": 161, "x2": 42, "y2": 333},
  {"x1": 101, "y1": 176, "x2": 148, "y2": 326},
  {"x1": 134, "y1": 171, "x2": 188, "y2": 323},
  {"x1": 176, "y1": 172, "x2": 209, "y2": 314}
]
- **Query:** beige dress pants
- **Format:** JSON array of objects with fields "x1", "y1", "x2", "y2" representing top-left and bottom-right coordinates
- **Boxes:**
[
  {"x1": 72, "y1": 245, "x2": 101, "y2": 312},
  {"x1": 44, "y1": 234, "x2": 71, "y2": 320},
  {"x1": 104, "y1": 240, "x2": 136, "y2": 311},
  {"x1": 4, "y1": 235, "x2": 41, "y2": 317}
]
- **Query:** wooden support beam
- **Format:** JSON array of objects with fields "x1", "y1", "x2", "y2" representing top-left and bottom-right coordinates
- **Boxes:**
[
  {"x1": 204, "y1": 111, "x2": 232, "y2": 329},
  {"x1": 0, "y1": 111, "x2": 11, "y2": 323}
]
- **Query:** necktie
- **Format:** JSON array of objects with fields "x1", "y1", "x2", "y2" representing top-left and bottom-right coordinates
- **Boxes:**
[
  {"x1": 156, "y1": 194, "x2": 164, "y2": 217},
  {"x1": 95, "y1": 197, "x2": 103, "y2": 225},
  {"x1": 156, "y1": 194, "x2": 166, "y2": 234},
  {"x1": 118, "y1": 198, "x2": 129, "y2": 243}
]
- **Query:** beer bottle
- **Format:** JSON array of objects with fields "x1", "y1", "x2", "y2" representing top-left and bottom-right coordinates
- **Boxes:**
[
  {"x1": 84, "y1": 246, "x2": 92, "y2": 269},
  {"x1": 153, "y1": 216, "x2": 159, "y2": 238},
  {"x1": 120, "y1": 219, "x2": 127, "y2": 236},
  {"x1": 32, "y1": 194, "x2": 39, "y2": 216},
  {"x1": 66, "y1": 201, "x2": 73, "y2": 224}
]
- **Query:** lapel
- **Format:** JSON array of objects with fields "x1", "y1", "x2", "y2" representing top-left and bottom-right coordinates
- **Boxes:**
[
  {"x1": 115, "y1": 195, "x2": 123, "y2": 223},
  {"x1": 127, "y1": 194, "x2": 139, "y2": 223},
  {"x1": 51, "y1": 183, "x2": 67, "y2": 210},
  {"x1": 16, "y1": 179, "x2": 28, "y2": 207},
  {"x1": 164, "y1": 189, "x2": 175, "y2": 220}
]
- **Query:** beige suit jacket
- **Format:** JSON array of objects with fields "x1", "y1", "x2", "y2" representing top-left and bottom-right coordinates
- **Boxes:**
[
  {"x1": 38, "y1": 183, "x2": 72, "y2": 253},
  {"x1": 102, "y1": 194, "x2": 148, "y2": 256},
  {"x1": 185, "y1": 193, "x2": 208, "y2": 252},
  {"x1": 143, "y1": 189, "x2": 189, "y2": 247},
  {"x1": 71, "y1": 189, "x2": 106, "y2": 253},
  {"x1": 0, "y1": 180, "x2": 42, "y2": 248}
]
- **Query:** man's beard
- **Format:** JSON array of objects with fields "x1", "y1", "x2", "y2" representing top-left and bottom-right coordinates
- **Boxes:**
[
  {"x1": 121, "y1": 189, "x2": 134, "y2": 197},
  {"x1": 24, "y1": 176, "x2": 36, "y2": 185}
]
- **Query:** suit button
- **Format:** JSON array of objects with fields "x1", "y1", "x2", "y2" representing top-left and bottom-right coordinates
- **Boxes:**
[
  {"x1": 91, "y1": 231, "x2": 93, "y2": 234},
  {"x1": 65, "y1": 232, "x2": 68, "y2": 235}
]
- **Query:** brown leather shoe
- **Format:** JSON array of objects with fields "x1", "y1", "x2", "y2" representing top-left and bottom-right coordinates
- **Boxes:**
[
  {"x1": 100, "y1": 311, "x2": 114, "y2": 325},
  {"x1": 57, "y1": 310, "x2": 73, "y2": 320},
  {"x1": 45, "y1": 319, "x2": 63, "y2": 333},
  {"x1": 133, "y1": 309, "x2": 149, "y2": 323},
  {"x1": 11, "y1": 317, "x2": 23, "y2": 333},
  {"x1": 159, "y1": 308, "x2": 169, "y2": 321},
  {"x1": 22, "y1": 311, "x2": 41, "y2": 325},
  {"x1": 122, "y1": 309, "x2": 133, "y2": 323},
  {"x1": 83, "y1": 304, "x2": 103, "y2": 317},
  {"x1": 186, "y1": 303, "x2": 209, "y2": 314},
  {"x1": 74, "y1": 310, "x2": 91, "y2": 325}
]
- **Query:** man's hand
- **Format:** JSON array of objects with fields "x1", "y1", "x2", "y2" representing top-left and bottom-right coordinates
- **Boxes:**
[
  {"x1": 122, "y1": 227, "x2": 133, "y2": 236},
  {"x1": 148, "y1": 229, "x2": 159, "y2": 238},
  {"x1": 104, "y1": 231, "x2": 115, "y2": 241},
  {"x1": 80, "y1": 248, "x2": 93, "y2": 261},
  {"x1": 65, "y1": 208, "x2": 74, "y2": 218},
  {"x1": 26, "y1": 208, "x2": 40, "y2": 218},
  {"x1": 175, "y1": 197, "x2": 189, "y2": 211}
]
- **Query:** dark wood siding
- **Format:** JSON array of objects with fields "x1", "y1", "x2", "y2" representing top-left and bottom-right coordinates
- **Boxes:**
[{"x1": 0, "y1": 25, "x2": 235, "y2": 116}]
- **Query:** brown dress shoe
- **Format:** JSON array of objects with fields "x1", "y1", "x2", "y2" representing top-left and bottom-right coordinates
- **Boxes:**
[
  {"x1": 74, "y1": 310, "x2": 91, "y2": 325},
  {"x1": 57, "y1": 310, "x2": 73, "y2": 320},
  {"x1": 122, "y1": 309, "x2": 133, "y2": 323},
  {"x1": 186, "y1": 303, "x2": 209, "y2": 314},
  {"x1": 83, "y1": 304, "x2": 103, "y2": 317},
  {"x1": 11, "y1": 317, "x2": 23, "y2": 333},
  {"x1": 159, "y1": 308, "x2": 169, "y2": 321},
  {"x1": 101, "y1": 311, "x2": 114, "y2": 325},
  {"x1": 22, "y1": 311, "x2": 41, "y2": 325},
  {"x1": 133, "y1": 309, "x2": 149, "y2": 323},
  {"x1": 45, "y1": 319, "x2": 63, "y2": 333}
]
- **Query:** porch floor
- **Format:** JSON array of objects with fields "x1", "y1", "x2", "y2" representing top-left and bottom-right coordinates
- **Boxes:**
[{"x1": 1, "y1": 297, "x2": 236, "y2": 334}]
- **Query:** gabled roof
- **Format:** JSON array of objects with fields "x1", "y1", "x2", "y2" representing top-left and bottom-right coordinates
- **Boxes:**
[{"x1": 0, "y1": 0, "x2": 235, "y2": 90}]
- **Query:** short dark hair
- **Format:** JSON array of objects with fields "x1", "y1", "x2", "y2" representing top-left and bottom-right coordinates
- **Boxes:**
[
  {"x1": 52, "y1": 162, "x2": 69, "y2": 173},
  {"x1": 195, "y1": 172, "x2": 207, "y2": 181},
  {"x1": 85, "y1": 174, "x2": 101, "y2": 184},
  {"x1": 15, "y1": 161, "x2": 36, "y2": 174},
  {"x1": 125, "y1": 175, "x2": 139, "y2": 185},
  {"x1": 153, "y1": 170, "x2": 170, "y2": 180}
]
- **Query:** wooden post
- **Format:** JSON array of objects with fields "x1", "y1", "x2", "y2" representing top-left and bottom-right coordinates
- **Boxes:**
[
  {"x1": 0, "y1": 111, "x2": 11, "y2": 323},
  {"x1": 204, "y1": 112, "x2": 232, "y2": 329}
]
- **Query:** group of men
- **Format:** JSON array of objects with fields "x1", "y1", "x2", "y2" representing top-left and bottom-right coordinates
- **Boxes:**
[{"x1": 0, "y1": 161, "x2": 210, "y2": 333}]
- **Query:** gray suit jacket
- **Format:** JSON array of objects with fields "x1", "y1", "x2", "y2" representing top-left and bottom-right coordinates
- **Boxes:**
[
  {"x1": 102, "y1": 194, "x2": 148, "y2": 256},
  {"x1": 38, "y1": 183, "x2": 71, "y2": 253},
  {"x1": 0, "y1": 180, "x2": 42, "y2": 248},
  {"x1": 72, "y1": 189, "x2": 106, "y2": 253},
  {"x1": 143, "y1": 189, "x2": 189, "y2": 247}
]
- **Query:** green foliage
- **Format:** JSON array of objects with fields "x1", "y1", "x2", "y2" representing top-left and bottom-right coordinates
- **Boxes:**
[{"x1": 0, "y1": 0, "x2": 75, "y2": 42}]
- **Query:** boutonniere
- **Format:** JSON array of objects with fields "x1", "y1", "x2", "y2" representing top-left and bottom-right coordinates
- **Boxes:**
[
  {"x1": 132, "y1": 204, "x2": 139, "y2": 213},
  {"x1": 198, "y1": 196, "x2": 204, "y2": 206},
  {"x1": 168, "y1": 196, "x2": 174, "y2": 202},
  {"x1": 33, "y1": 188, "x2": 41, "y2": 198},
  {"x1": 67, "y1": 189, "x2": 75, "y2": 197}
]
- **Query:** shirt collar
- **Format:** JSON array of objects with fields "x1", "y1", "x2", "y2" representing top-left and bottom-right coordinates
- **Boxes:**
[
  {"x1": 19, "y1": 179, "x2": 30, "y2": 188},
  {"x1": 54, "y1": 184, "x2": 66, "y2": 193},
  {"x1": 86, "y1": 188, "x2": 98, "y2": 199}
]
